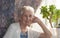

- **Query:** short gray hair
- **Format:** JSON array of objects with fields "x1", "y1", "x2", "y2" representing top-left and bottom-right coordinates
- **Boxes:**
[{"x1": 18, "y1": 6, "x2": 34, "y2": 17}]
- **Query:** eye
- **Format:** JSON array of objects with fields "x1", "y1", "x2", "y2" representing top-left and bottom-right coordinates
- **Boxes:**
[{"x1": 24, "y1": 15, "x2": 27, "y2": 17}]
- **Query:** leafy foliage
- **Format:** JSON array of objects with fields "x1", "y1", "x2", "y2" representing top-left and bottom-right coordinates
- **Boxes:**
[
  {"x1": 40, "y1": 5, "x2": 60, "y2": 27},
  {"x1": 40, "y1": 6, "x2": 50, "y2": 19},
  {"x1": 52, "y1": 9, "x2": 60, "y2": 22}
]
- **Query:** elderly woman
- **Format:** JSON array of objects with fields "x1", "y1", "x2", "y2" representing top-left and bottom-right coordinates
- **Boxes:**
[{"x1": 3, "y1": 6, "x2": 52, "y2": 38}]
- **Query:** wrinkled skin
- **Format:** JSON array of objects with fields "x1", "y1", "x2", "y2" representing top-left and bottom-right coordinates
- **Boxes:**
[{"x1": 19, "y1": 10, "x2": 36, "y2": 26}]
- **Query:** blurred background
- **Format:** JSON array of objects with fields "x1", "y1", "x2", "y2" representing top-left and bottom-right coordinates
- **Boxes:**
[{"x1": 0, "y1": 0, "x2": 60, "y2": 38}]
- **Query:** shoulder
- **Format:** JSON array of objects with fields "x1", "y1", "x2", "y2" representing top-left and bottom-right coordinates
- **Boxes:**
[
  {"x1": 29, "y1": 29, "x2": 47, "y2": 38},
  {"x1": 10, "y1": 23, "x2": 20, "y2": 27},
  {"x1": 8, "y1": 23, "x2": 20, "y2": 30},
  {"x1": 3, "y1": 23, "x2": 20, "y2": 38},
  {"x1": 28, "y1": 28, "x2": 41, "y2": 38},
  {"x1": 30, "y1": 28, "x2": 40, "y2": 34},
  {"x1": 10, "y1": 23, "x2": 19, "y2": 26}
]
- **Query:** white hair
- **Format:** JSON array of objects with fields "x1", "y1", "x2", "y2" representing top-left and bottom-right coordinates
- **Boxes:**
[
  {"x1": 23, "y1": 6, "x2": 34, "y2": 14},
  {"x1": 18, "y1": 6, "x2": 34, "y2": 17}
]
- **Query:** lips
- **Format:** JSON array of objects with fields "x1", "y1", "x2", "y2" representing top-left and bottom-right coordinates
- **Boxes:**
[
  {"x1": 26, "y1": 21, "x2": 29, "y2": 23},
  {"x1": 25, "y1": 21, "x2": 30, "y2": 24}
]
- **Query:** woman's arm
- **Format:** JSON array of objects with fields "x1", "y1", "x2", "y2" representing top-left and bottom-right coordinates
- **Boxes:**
[
  {"x1": 33, "y1": 16, "x2": 52, "y2": 38},
  {"x1": 38, "y1": 19, "x2": 52, "y2": 38}
]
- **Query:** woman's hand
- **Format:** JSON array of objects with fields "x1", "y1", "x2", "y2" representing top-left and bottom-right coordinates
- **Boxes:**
[{"x1": 32, "y1": 16, "x2": 40, "y2": 23}]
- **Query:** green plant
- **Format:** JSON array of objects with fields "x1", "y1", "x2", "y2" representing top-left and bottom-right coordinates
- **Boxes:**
[
  {"x1": 53, "y1": 9, "x2": 60, "y2": 27},
  {"x1": 40, "y1": 5, "x2": 60, "y2": 28}
]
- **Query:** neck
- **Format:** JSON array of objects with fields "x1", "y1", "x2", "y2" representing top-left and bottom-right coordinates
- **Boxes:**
[{"x1": 20, "y1": 22, "x2": 28, "y2": 33}]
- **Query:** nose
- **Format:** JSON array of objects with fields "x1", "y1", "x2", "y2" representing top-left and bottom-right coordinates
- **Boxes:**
[{"x1": 27, "y1": 17, "x2": 29, "y2": 21}]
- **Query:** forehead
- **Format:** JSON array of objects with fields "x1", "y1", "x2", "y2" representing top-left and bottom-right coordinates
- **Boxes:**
[{"x1": 23, "y1": 10, "x2": 34, "y2": 15}]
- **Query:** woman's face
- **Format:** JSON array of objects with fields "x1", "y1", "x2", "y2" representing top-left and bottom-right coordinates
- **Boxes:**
[{"x1": 20, "y1": 10, "x2": 34, "y2": 26}]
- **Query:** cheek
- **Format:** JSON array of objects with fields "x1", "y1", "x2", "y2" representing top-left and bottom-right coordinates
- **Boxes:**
[
  {"x1": 30, "y1": 18, "x2": 32, "y2": 21},
  {"x1": 22, "y1": 17, "x2": 27, "y2": 21}
]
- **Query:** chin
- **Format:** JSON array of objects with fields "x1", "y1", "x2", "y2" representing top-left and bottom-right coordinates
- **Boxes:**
[{"x1": 26, "y1": 23, "x2": 30, "y2": 26}]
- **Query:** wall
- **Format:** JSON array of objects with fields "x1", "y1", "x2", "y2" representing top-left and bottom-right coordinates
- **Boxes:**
[{"x1": 0, "y1": 0, "x2": 15, "y2": 38}]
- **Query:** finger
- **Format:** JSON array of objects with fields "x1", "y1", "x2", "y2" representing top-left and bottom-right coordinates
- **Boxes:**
[{"x1": 32, "y1": 16, "x2": 37, "y2": 23}]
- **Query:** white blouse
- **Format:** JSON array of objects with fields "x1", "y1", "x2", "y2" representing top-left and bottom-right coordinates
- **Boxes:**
[{"x1": 3, "y1": 23, "x2": 40, "y2": 38}]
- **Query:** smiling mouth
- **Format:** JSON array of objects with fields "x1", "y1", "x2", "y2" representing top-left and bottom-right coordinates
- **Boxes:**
[
  {"x1": 24, "y1": 21, "x2": 29, "y2": 23},
  {"x1": 26, "y1": 22, "x2": 29, "y2": 24}
]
